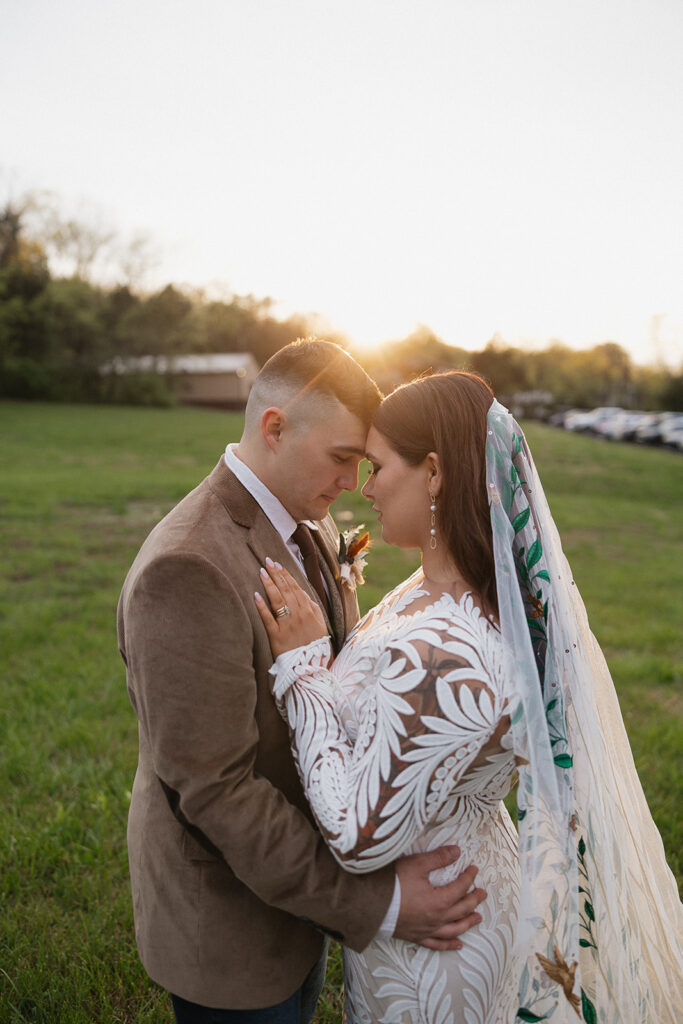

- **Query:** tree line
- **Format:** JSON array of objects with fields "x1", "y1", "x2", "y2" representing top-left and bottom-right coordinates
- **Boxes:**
[{"x1": 1, "y1": 200, "x2": 681, "y2": 410}]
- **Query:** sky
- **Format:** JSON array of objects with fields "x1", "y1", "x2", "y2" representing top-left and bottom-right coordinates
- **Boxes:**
[{"x1": 3, "y1": 0, "x2": 682, "y2": 366}]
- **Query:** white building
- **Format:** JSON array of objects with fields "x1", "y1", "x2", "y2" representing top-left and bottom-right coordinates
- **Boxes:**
[{"x1": 102, "y1": 352, "x2": 260, "y2": 407}]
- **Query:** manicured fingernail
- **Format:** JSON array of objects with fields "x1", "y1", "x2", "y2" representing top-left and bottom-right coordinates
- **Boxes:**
[
  {"x1": 274, "y1": 561, "x2": 283, "y2": 570},
  {"x1": 254, "y1": 591, "x2": 263, "y2": 602},
  {"x1": 265, "y1": 557, "x2": 275, "y2": 568},
  {"x1": 260, "y1": 567, "x2": 268, "y2": 579}
]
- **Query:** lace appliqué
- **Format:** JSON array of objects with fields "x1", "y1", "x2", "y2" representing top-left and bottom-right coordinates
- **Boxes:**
[{"x1": 270, "y1": 571, "x2": 522, "y2": 1022}]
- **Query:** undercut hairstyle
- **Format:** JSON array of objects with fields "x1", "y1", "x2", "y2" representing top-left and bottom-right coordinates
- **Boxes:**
[
  {"x1": 245, "y1": 338, "x2": 383, "y2": 433},
  {"x1": 373, "y1": 371, "x2": 498, "y2": 615}
]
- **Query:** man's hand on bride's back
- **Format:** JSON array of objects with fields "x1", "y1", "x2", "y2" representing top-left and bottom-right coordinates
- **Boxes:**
[{"x1": 394, "y1": 846, "x2": 486, "y2": 951}]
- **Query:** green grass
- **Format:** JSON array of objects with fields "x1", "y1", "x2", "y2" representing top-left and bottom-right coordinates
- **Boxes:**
[{"x1": 1, "y1": 402, "x2": 681, "y2": 1023}]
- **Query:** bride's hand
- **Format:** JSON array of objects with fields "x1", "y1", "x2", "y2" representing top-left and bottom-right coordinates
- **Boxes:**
[{"x1": 254, "y1": 559, "x2": 328, "y2": 658}]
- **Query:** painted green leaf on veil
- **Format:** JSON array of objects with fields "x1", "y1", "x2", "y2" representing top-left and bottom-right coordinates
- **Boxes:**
[
  {"x1": 553, "y1": 753, "x2": 573, "y2": 768},
  {"x1": 486, "y1": 442, "x2": 508, "y2": 474},
  {"x1": 512, "y1": 507, "x2": 531, "y2": 533},
  {"x1": 489, "y1": 416, "x2": 508, "y2": 442},
  {"x1": 536, "y1": 569, "x2": 550, "y2": 582},
  {"x1": 581, "y1": 989, "x2": 598, "y2": 1024},
  {"x1": 517, "y1": 1009, "x2": 548, "y2": 1022},
  {"x1": 526, "y1": 538, "x2": 542, "y2": 570},
  {"x1": 584, "y1": 900, "x2": 595, "y2": 921},
  {"x1": 511, "y1": 702, "x2": 524, "y2": 725}
]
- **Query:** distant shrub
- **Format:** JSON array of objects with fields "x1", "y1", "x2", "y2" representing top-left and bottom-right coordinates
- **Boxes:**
[
  {"x1": 0, "y1": 357, "x2": 58, "y2": 399},
  {"x1": 0, "y1": 359, "x2": 176, "y2": 407},
  {"x1": 98, "y1": 371, "x2": 176, "y2": 407}
]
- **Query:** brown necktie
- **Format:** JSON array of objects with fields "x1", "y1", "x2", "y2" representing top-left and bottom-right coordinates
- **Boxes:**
[{"x1": 292, "y1": 523, "x2": 331, "y2": 620}]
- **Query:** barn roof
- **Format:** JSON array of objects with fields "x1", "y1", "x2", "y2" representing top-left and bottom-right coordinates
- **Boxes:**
[{"x1": 101, "y1": 353, "x2": 259, "y2": 375}]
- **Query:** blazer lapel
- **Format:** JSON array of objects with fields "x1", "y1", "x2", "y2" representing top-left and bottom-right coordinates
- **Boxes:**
[
  {"x1": 315, "y1": 543, "x2": 345, "y2": 652},
  {"x1": 248, "y1": 526, "x2": 334, "y2": 636},
  {"x1": 310, "y1": 517, "x2": 360, "y2": 647},
  {"x1": 208, "y1": 458, "x2": 338, "y2": 638}
]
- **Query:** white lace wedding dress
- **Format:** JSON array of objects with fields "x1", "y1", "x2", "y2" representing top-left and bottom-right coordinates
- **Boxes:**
[{"x1": 271, "y1": 569, "x2": 522, "y2": 1024}]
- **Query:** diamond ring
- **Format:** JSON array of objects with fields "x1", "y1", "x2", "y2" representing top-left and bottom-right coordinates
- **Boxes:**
[{"x1": 275, "y1": 605, "x2": 290, "y2": 618}]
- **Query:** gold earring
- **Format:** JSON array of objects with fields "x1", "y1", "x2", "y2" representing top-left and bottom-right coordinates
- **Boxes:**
[{"x1": 429, "y1": 489, "x2": 437, "y2": 550}]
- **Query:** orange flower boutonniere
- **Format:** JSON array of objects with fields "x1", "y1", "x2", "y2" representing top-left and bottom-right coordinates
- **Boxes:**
[{"x1": 337, "y1": 524, "x2": 371, "y2": 589}]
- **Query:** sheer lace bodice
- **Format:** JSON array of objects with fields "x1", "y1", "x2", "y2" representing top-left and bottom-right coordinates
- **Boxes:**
[{"x1": 271, "y1": 569, "x2": 521, "y2": 1023}]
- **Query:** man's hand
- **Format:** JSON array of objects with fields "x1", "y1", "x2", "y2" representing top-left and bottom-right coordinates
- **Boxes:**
[{"x1": 394, "y1": 846, "x2": 486, "y2": 951}]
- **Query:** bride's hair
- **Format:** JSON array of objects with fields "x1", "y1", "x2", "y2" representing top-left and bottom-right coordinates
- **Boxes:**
[{"x1": 372, "y1": 371, "x2": 497, "y2": 613}]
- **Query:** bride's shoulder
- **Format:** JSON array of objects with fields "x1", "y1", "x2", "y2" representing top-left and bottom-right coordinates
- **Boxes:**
[
  {"x1": 383, "y1": 568, "x2": 430, "y2": 609},
  {"x1": 407, "y1": 586, "x2": 501, "y2": 645},
  {"x1": 352, "y1": 569, "x2": 427, "y2": 634}
]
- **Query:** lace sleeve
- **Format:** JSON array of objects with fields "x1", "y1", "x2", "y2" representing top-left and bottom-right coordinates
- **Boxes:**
[{"x1": 269, "y1": 595, "x2": 511, "y2": 872}]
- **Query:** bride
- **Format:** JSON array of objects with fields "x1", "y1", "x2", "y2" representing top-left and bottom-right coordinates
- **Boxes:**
[{"x1": 255, "y1": 371, "x2": 682, "y2": 1023}]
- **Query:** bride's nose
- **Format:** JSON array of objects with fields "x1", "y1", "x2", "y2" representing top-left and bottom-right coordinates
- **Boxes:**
[{"x1": 361, "y1": 477, "x2": 373, "y2": 499}]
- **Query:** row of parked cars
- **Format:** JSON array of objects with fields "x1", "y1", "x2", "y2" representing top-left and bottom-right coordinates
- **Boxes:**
[{"x1": 548, "y1": 407, "x2": 683, "y2": 450}]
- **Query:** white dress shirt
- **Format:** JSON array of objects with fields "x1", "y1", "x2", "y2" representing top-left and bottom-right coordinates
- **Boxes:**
[{"x1": 223, "y1": 443, "x2": 401, "y2": 940}]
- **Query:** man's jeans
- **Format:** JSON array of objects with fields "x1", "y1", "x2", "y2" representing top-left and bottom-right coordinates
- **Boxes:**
[{"x1": 170, "y1": 938, "x2": 330, "y2": 1024}]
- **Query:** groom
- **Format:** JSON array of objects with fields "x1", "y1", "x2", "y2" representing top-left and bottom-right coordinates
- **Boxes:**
[{"x1": 117, "y1": 339, "x2": 486, "y2": 1023}]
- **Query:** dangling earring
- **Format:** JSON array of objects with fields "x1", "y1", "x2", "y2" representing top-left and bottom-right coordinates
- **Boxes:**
[{"x1": 429, "y1": 489, "x2": 437, "y2": 550}]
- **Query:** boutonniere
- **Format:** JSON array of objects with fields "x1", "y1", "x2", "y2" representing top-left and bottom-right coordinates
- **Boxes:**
[{"x1": 337, "y1": 524, "x2": 371, "y2": 588}]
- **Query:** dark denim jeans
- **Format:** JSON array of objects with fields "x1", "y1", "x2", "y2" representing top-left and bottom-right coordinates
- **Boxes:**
[{"x1": 170, "y1": 938, "x2": 329, "y2": 1024}]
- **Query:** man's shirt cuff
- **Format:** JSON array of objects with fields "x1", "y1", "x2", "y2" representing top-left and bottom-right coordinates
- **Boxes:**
[{"x1": 375, "y1": 875, "x2": 401, "y2": 939}]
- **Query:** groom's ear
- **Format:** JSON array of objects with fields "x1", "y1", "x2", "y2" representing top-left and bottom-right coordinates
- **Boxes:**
[
  {"x1": 426, "y1": 452, "x2": 443, "y2": 497},
  {"x1": 261, "y1": 407, "x2": 287, "y2": 451}
]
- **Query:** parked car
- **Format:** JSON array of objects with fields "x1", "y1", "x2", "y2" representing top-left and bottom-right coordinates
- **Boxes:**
[
  {"x1": 635, "y1": 412, "x2": 683, "y2": 446},
  {"x1": 618, "y1": 413, "x2": 654, "y2": 442},
  {"x1": 593, "y1": 411, "x2": 651, "y2": 442},
  {"x1": 550, "y1": 406, "x2": 682, "y2": 450},
  {"x1": 660, "y1": 414, "x2": 683, "y2": 451},
  {"x1": 547, "y1": 408, "x2": 582, "y2": 428},
  {"x1": 564, "y1": 407, "x2": 623, "y2": 434},
  {"x1": 634, "y1": 413, "x2": 666, "y2": 444}
]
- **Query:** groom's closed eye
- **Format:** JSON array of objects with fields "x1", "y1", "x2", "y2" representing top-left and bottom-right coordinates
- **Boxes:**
[{"x1": 328, "y1": 445, "x2": 365, "y2": 464}]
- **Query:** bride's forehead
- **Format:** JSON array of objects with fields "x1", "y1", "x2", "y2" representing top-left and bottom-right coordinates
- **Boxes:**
[{"x1": 365, "y1": 425, "x2": 390, "y2": 455}]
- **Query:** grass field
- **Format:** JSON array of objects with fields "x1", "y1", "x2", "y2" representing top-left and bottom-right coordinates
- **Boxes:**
[{"x1": 1, "y1": 400, "x2": 681, "y2": 1023}]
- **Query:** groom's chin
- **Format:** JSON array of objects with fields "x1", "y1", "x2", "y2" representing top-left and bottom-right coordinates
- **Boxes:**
[{"x1": 307, "y1": 498, "x2": 335, "y2": 521}]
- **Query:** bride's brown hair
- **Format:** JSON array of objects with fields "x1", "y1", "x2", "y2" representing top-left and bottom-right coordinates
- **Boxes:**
[{"x1": 372, "y1": 371, "x2": 498, "y2": 614}]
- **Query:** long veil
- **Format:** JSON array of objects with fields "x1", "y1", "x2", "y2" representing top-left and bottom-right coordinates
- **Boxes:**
[{"x1": 486, "y1": 399, "x2": 682, "y2": 1023}]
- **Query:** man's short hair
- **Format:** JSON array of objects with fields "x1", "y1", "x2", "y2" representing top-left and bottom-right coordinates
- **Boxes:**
[{"x1": 250, "y1": 338, "x2": 383, "y2": 428}]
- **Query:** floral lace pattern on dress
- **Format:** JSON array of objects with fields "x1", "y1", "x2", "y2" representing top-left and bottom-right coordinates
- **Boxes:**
[{"x1": 271, "y1": 570, "x2": 521, "y2": 1023}]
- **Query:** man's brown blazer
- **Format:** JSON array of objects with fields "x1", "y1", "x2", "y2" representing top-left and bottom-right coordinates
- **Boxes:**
[{"x1": 117, "y1": 458, "x2": 394, "y2": 1009}]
